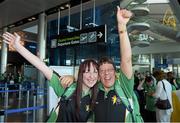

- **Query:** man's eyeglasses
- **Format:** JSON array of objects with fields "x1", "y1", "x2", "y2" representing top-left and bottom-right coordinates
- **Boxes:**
[{"x1": 99, "y1": 69, "x2": 115, "y2": 74}]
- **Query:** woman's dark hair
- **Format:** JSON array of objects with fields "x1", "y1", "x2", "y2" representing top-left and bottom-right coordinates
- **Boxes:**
[
  {"x1": 98, "y1": 57, "x2": 116, "y2": 71},
  {"x1": 167, "y1": 72, "x2": 175, "y2": 85},
  {"x1": 167, "y1": 72, "x2": 174, "y2": 79},
  {"x1": 75, "y1": 59, "x2": 98, "y2": 119}
]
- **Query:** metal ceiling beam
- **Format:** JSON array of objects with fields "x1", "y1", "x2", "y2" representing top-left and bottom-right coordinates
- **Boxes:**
[
  {"x1": 148, "y1": 21, "x2": 180, "y2": 42},
  {"x1": 169, "y1": 0, "x2": 180, "y2": 23},
  {"x1": 120, "y1": 0, "x2": 135, "y2": 8}
]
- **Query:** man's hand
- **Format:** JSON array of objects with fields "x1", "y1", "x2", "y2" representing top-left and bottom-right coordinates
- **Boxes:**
[
  {"x1": 116, "y1": 6, "x2": 133, "y2": 26},
  {"x1": 60, "y1": 75, "x2": 75, "y2": 89}
]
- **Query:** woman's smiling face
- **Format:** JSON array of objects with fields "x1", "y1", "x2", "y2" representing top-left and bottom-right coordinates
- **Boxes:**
[{"x1": 83, "y1": 62, "x2": 98, "y2": 88}]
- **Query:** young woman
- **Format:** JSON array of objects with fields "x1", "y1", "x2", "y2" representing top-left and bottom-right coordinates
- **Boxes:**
[
  {"x1": 48, "y1": 59, "x2": 98, "y2": 122},
  {"x1": 2, "y1": 32, "x2": 99, "y2": 122},
  {"x1": 153, "y1": 70, "x2": 173, "y2": 122}
]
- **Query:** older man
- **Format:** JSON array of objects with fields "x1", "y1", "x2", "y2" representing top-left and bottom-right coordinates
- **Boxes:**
[{"x1": 94, "y1": 6, "x2": 143, "y2": 122}]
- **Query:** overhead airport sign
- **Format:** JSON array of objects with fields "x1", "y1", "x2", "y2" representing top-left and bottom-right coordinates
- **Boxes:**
[{"x1": 50, "y1": 25, "x2": 107, "y2": 48}]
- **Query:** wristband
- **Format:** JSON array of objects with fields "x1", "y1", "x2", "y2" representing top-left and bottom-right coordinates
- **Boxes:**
[{"x1": 119, "y1": 29, "x2": 127, "y2": 33}]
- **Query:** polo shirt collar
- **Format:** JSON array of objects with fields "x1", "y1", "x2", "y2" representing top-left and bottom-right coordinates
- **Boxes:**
[{"x1": 98, "y1": 81, "x2": 116, "y2": 94}]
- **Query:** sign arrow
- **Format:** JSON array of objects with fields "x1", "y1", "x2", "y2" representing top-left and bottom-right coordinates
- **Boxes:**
[{"x1": 97, "y1": 32, "x2": 103, "y2": 38}]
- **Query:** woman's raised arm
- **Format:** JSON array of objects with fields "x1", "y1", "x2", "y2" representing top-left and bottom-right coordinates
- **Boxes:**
[{"x1": 3, "y1": 32, "x2": 53, "y2": 80}]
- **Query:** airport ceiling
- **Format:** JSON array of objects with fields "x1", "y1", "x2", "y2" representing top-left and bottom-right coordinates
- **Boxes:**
[
  {"x1": 0, "y1": 0, "x2": 70, "y2": 29},
  {"x1": 0, "y1": 0, "x2": 178, "y2": 32}
]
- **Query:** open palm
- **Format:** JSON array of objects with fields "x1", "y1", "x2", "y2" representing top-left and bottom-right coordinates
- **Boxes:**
[{"x1": 2, "y1": 32, "x2": 21, "y2": 48}]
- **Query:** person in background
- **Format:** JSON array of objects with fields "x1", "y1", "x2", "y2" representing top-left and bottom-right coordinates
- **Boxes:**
[
  {"x1": 134, "y1": 71, "x2": 140, "y2": 92},
  {"x1": 2, "y1": 32, "x2": 99, "y2": 122},
  {"x1": 143, "y1": 76, "x2": 156, "y2": 122},
  {"x1": 133, "y1": 71, "x2": 140, "y2": 107},
  {"x1": 136, "y1": 73, "x2": 146, "y2": 120},
  {"x1": 167, "y1": 71, "x2": 179, "y2": 90},
  {"x1": 153, "y1": 70, "x2": 173, "y2": 122},
  {"x1": 0, "y1": 73, "x2": 5, "y2": 82},
  {"x1": 94, "y1": 6, "x2": 143, "y2": 122}
]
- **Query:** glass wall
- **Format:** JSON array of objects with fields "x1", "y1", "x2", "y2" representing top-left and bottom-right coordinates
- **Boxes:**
[
  {"x1": 47, "y1": 0, "x2": 120, "y2": 66},
  {"x1": 47, "y1": 0, "x2": 180, "y2": 71}
]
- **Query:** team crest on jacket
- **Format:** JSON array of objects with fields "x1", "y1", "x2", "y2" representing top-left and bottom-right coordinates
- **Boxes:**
[{"x1": 112, "y1": 95, "x2": 122, "y2": 105}]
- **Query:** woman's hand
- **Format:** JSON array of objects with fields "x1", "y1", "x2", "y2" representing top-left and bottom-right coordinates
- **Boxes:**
[
  {"x1": 2, "y1": 32, "x2": 21, "y2": 48},
  {"x1": 60, "y1": 75, "x2": 75, "y2": 89},
  {"x1": 3, "y1": 32, "x2": 53, "y2": 80}
]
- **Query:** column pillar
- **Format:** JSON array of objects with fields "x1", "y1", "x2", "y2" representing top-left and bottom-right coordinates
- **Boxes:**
[
  {"x1": 36, "y1": 12, "x2": 47, "y2": 122},
  {"x1": 1, "y1": 27, "x2": 8, "y2": 74}
]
